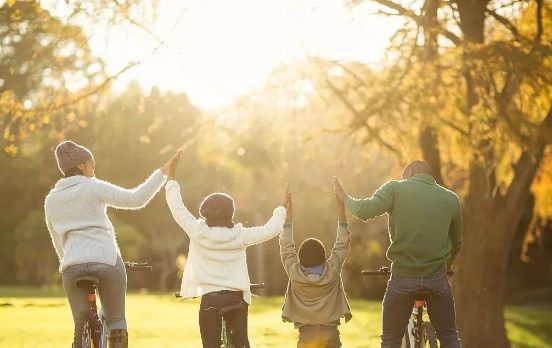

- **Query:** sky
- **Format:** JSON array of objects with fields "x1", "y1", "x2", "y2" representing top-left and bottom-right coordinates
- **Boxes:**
[{"x1": 23, "y1": 0, "x2": 404, "y2": 110}]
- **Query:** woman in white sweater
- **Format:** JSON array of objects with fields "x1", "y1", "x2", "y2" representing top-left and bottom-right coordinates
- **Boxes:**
[
  {"x1": 165, "y1": 152, "x2": 290, "y2": 348},
  {"x1": 44, "y1": 140, "x2": 179, "y2": 348}
]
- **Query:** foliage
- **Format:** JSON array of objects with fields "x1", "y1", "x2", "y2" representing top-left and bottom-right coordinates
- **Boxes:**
[
  {"x1": 13, "y1": 210, "x2": 58, "y2": 287},
  {"x1": 0, "y1": 2, "x2": 551, "y2": 347},
  {"x1": 0, "y1": 0, "x2": 105, "y2": 153},
  {"x1": 281, "y1": 0, "x2": 552, "y2": 345}
]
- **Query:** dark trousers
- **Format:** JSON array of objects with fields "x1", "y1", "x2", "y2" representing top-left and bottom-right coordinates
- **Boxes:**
[
  {"x1": 298, "y1": 325, "x2": 341, "y2": 348},
  {"x1": 381, "y1": 270, "x2": 462, "y2": 348},
  {"x1": 199, "y1": 290, "x2": 250, "y2": 348}
]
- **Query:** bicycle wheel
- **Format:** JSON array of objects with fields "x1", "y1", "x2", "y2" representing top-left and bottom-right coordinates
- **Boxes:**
[
  {"x1": 73, "y1": 310, "x2": 100, "y2": 348},
  {"x1": 420, "y1": 322, "x2": 438, "y2": 348}
]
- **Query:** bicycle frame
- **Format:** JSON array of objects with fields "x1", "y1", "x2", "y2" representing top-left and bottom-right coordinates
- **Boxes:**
[
  {"x1": 405, "y1": 300, "x2": 426, "y2": 347},
  {"x1": 221, "y1": 283, "x2": 265, "y2": 348},
  {"x1": 74, "y1": 262, "x2": 152, "y2": 348},
  {"x1": 362, "y1": 266, "x2": 452, "y2": 348},
  {"x1": 175, "y1": 283, "x2": 265, "y2": 348}
]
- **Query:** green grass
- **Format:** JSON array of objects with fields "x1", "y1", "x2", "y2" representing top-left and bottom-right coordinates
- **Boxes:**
[{"x1": 0, "y1": 287, "x2": 551, "y2": 348}]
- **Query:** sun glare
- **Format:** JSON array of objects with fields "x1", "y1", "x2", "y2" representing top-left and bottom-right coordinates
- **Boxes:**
[{"x1": 42, "y1": 0, "x2": 403, "y2": 110}]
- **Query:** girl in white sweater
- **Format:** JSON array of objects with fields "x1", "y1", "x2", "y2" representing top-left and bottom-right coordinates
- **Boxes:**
[
  {"x1": 44, "y1": 140, "x2": 180, "y2": 348},
  {"x1": 165, "y1": 152, "x2": 290, "y2": 348}
]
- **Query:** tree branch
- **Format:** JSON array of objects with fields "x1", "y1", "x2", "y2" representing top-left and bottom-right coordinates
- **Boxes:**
[
  {"x1": 534, "y1": 0, "x2": 543, "y2": 43},
  {"x1": 30, "y1": 61, "x2": 139, "y2": 114},
  {"x1": 371, "y1": 0, "x2": 461, "y2": 46},
  {"x1": 23, "y1": 6, "x2": 189, "y2": 115},
  {"x1": 323, "y1": 75, "x2": 401, "y2": 156},
  {"x1": 507, "y1": 98, "x2": 552, "y2": 209},
  {"x1": 436, "y1": 116, "x2": 469, "y2": 136},
  {"x1": 486, "y1": 8, "x2": 522, "y2": 41},
  {"x1": 362, "y1": 25, "x2": 420, "y2": 118}
]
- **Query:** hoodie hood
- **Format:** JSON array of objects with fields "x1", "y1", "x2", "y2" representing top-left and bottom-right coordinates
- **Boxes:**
[
  {"x1": 197, "y1": 220, "x2": 245, "y2": 244},
  {"x1": 50, "y1": 176, "x2": 90, "y2": 193}
]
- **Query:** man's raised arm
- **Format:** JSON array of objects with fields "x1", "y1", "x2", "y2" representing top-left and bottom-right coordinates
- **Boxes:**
[{"x1": 335, "y1": 178, "x2": 396, "y2": 221}]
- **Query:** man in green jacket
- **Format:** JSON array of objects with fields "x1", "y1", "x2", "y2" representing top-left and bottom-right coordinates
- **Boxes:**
[{"x1": 335, "y1": 161, "x2": 462, "y2": 348}]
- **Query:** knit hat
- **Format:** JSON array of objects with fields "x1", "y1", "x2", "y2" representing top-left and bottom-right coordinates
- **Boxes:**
[
  {"x1": 299, "y1": 238, "x2": 326, "y2": 268},
  {"x1": 55, "y1": 141, "x2": 94, "y2": 175},
  {"x1": 200, "y1": 193, "x2": 235, "y2": 228}
]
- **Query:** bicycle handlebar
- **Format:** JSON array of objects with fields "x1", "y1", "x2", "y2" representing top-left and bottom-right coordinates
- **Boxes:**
[
  {"x1": 124, "y1": 262, "x2": 153, "y2": 271},
  {"x1": 362, "y1": 266, "x2": 391, "y2": 276},
  {"x1": 250, "y1": 283, "x2": 265, "y2": 290},
  {"x1": 362, "y1": 267, "x2": 454, "y2": 276}
]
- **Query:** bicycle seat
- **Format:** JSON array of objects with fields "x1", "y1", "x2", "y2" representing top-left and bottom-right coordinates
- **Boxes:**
[
  {"x1": 75, "y1": 276, "x2": 100, "y2": 289},
  {"x1": 218, "y1": 302, "x2": 247, "y2": 317},
  {"x1": 410, "y1": 290, "x2": 433, "y2": 301}
]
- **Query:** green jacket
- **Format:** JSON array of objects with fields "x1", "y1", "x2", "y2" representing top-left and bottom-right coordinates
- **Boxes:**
[{"x1": 345, "y1": 174, "x2": 463, "y2": 278}]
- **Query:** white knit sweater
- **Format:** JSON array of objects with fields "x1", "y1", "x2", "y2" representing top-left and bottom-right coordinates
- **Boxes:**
[
  {"x1": 45, "y1": 170, "x2": 167, "y2": 271},
  {"x1": 166, "y1": 180, "x2": 285, "y2": 304}
]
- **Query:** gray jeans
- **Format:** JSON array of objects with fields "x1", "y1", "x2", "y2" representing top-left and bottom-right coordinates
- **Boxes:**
[
  {"x1": 381, "y1": 270, "x2": 461, "y2": 348},
  {"x1": 62, "y1": 256, "x2": 127, "y2": 331}
]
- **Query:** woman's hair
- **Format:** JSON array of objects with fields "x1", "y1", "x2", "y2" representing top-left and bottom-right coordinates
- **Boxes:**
[
  {"x1": 298, "y1": 238, "x2": 326, "y2": 268},
  {"x1": 64, "y1": 165, "x2": 84, "y2": 178}
]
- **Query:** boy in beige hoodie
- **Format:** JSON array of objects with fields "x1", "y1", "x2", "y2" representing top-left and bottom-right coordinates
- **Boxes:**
[{"x1": 279, "y1": 182, "x2": 352, "y2": 348}]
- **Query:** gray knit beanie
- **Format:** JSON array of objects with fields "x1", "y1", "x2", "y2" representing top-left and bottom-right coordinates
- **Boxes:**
[{"x1": 55, "y1": 141, "x2": 94, "y2": 175}]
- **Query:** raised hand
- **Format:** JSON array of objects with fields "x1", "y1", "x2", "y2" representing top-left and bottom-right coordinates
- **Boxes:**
[
  {"x1": 334, "y1": 177, "x2": 345, "y2": 203},
  {"x1": 161, "y1": 150, "x2": 182, "y2": 175},
  {"x1": 285, "y1": 187, "x2": 292, "y2": 223},
  {"x1": 280, "y1": 184, "x2": 291, "y2": 209},
  {"x1": 334, "y1": 177, "x2": 346, "y2": 221},
  {"x1": 167, "y1": 149, "x2": 184, "y2": 180},
  {"x1": 161, "y1": 149, "x2": 184, "y2": 177}
]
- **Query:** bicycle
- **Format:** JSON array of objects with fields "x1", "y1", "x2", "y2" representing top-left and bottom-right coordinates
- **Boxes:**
[
  {"x1": 72, "y1": 261, "x2": 153, "y2": 348},
  {"x1": 175, "y1": 283, "x2": 265, "y2": 348},
  {"x1": 362, "y1": 266, "x2": 453, "y2": 348}
]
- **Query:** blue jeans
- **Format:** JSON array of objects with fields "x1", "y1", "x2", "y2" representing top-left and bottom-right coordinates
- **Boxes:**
[
  {"x1": 199, "y1": 290, "x2": 250, "y2": 348},
  {"x1": 298, "y1": 325, "x2": 341, "y2": 348},
  {"x1": 381, "y1": 270, "x2": 462, "y2": 348},
  {"x1": 62, "y1": 256, "x2": 127, "y2": 331}
]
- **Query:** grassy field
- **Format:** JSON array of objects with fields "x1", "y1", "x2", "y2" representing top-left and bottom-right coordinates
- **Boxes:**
[{"x1": 1, "y1": 287, "x2": 551, "y2": 348}]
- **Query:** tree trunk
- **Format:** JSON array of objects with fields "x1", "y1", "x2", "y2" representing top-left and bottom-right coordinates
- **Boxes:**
[
  {"x1": 419, "y1": 126, "x2": 444, "y2": 186},
  {"x1": 453, "y1": 175, "x2": 536, "y2": 347},
  {"x1": 453, "y1": 203, "x2": 512, "y2": 348}
]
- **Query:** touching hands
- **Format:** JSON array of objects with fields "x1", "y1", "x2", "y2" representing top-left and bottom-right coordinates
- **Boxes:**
[
  {"x1": 161, "y1": 149, "x2": 184, "y2": 179},
  {"x1": 280, "y1": 184, "x2": 292, "y2": 222},
  {"x1": 334, "y1": 177, "x2": 345, "y2": 204},
  {"x1": 285, "y1": 186, "x2": 292, "y2": 223},
  {"x1": 334, "y1": 177, "x2": 346, "y2": 221}
]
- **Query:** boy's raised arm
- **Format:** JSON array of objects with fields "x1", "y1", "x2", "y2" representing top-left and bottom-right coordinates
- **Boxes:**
[
  {"x1": 279, "y1": 188, "x2": 298, "y2": 275},
  {"x1": 329, "y1": 178, "x2": 352, "y2": 269}
]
